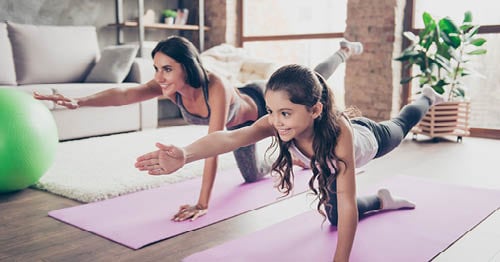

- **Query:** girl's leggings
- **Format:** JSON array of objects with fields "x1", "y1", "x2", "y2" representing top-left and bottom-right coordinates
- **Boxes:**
[{"x1": 325, "y1": 96, "x2": 432, "y2": 225}]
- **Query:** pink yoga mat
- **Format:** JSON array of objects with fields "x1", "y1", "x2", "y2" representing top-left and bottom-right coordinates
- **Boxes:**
[
  {"x1": 183, "y1": 176, "x2": 500, "y2": 262},
  {"x1": 48, "y1": 168, "x2": 312, "y2": 249}
]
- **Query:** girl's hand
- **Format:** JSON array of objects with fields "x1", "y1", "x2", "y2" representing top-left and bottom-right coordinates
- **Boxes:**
[
  {"x1": 33, "y1": 92, "x2": 79, "y2": 109},
  {"x1": 135, "y1": 143, "x2": 186, "y2": 175},
  {"x1": 172, "y1": 204, "x2": 208, "y2": 222}
]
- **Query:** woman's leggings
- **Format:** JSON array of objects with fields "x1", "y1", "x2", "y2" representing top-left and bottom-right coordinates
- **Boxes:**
[
  {"x1": 325, "y1": 96, "x2": 432, "y2": 225},
  {"x1": 229, "y1": 51, "x2": 348, "y2": 182}
]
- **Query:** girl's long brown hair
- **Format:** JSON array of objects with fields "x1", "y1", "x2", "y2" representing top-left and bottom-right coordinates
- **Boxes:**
[{"x1": 265, "y1": 64, "x2": 346, "y2": 218}]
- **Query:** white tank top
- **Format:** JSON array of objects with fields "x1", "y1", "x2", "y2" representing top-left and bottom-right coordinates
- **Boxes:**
[{"x1": 289, "y1": 123, "x2": 378, "y2": 172}]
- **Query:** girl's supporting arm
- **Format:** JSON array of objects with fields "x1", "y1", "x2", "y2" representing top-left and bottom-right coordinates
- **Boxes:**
[{"x1": 332, "y1": 117, "x2": 358, "y2": 262}]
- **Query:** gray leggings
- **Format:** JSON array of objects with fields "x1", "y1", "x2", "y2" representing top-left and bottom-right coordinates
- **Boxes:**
[
  {"x1": 228, "y1": 51, "x2": 348, "y2": 182},
  {"x1": 325, "y1": 96, "x2": 432, "y2": 225}
]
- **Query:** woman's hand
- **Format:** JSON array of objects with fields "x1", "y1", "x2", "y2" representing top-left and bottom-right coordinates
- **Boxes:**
[
  {"x1": 135, "y1": 142, "x2": 186, "y2": 175},
  {"x1": 33, "y1": 92, "x2": 79, "y2": 109},
  {"x1": 172, "y1": 204, "x2": 208, "y2": 222}
]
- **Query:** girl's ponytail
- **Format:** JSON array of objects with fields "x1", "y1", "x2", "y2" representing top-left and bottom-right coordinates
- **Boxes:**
[
  {"x1": 311, "y1": 72, "x2": 346, "y2": 220},
  {"x1": 266, "y1": 65, "x2": 346, "y2": 220}
]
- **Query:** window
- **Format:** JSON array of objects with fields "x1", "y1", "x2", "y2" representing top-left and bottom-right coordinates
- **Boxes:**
[
  {"x1": 243, "y1": 0, "x2": 346, "y2": 36},
  {"x1": 241, "y1": 0, "x2": 348, "y2": 108},
  {"x1": 414, "y1": 1, "x2": 500, "y2": 27}
]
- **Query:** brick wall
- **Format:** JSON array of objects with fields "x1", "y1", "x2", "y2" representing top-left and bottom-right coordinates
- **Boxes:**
[
  {"x1": 202, "y1": 0, "x2": 238, "y2": 50},
  {"x1": 344, "y1": 0, "x2": 406, "y2": 121}
]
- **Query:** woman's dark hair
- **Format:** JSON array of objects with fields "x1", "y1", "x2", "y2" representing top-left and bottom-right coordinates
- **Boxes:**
[
  {"x1": 265, "y1": 64, "x2": 346, "y2": 219},
  {"x1": 151, "y1": 35, "x2": 208, "y2": 89}
]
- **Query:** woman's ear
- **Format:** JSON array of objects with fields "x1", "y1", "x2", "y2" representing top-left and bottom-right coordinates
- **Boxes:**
[{"x1": 312, "y1": 102, "x2": 323, "y2": 119}]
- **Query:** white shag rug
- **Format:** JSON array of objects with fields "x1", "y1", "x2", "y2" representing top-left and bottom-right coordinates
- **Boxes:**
[{"x1": 33, "y1": 125, "x2": 273, "y2": 203}]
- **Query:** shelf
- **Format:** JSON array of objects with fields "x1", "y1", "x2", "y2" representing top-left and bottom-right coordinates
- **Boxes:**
[
  {"x1": 113, "y1": 0, "x2": 206, "y2": 56},
  {"x1": 109, "y1": 21, "x2": 209, "y2": 31}
]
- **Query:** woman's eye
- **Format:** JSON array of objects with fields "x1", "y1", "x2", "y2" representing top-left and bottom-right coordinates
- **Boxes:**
[{"x1": 160, "y1": 67, "x2": 172, "y2": 73}]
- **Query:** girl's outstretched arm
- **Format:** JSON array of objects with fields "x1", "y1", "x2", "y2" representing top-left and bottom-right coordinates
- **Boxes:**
[{"x1": 135, "y1": 116, "x2": 275, "y2": 175}]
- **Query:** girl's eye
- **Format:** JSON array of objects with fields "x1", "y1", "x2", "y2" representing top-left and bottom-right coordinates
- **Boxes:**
[
  {"x1": 281, "y1": 112, "x2": 290, "y2": 117},
  {"x1": 266, "y1": 109, "x2": 273, "y2": 114}
]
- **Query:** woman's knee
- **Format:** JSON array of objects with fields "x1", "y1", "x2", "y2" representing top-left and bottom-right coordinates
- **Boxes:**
[
  {"x1": 327, "y1": 214, "x2": 338, "y2": 226},
  {"x1": 324, "y1": 203, "x2": 339, "y2": 226}
]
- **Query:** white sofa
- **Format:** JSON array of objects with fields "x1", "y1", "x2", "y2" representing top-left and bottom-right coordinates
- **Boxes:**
[{"x1": 0, "y1": 22, "x2": 158, "y2": 141}]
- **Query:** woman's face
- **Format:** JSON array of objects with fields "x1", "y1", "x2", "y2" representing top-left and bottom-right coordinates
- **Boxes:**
[
  {"x1": 265, "y1": 90, "x2": 320, "y2": 142},
  {"x1": 153, "y1": 52, "x2": 187, "y2": 96}
]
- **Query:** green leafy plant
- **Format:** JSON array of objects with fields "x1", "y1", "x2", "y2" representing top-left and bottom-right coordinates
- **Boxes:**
[
  {"x1": 396, "y1": 11, "x2": 487, "y2": 100},
  {"x1": 162, "y1": 9, "x2": 177, "y2": 18}
]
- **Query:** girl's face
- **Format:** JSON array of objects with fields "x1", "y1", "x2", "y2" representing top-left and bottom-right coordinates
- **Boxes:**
[
  {"x1": 153, "y1": 52, "x2": 187, "y2": 96},
  {"x1": 265, "y1": 90, "x2": 321, "y2": 142}
]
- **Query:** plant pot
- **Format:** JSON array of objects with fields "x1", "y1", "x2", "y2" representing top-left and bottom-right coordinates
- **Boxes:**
[
  {"x1": 412, "y1": 101, "x2": 470, "y2": 142},
  {"x1": 164, "y1": 17, "x2": 175, "y2": 25}
]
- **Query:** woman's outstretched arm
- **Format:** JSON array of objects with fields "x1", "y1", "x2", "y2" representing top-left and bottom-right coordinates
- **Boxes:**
[{"x1": 34, "y1": 79, "x2": 162, "y2": 108}]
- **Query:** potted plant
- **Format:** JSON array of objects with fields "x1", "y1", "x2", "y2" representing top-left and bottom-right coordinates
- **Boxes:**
[
  {"x1": 396, "y1": 11, "x2": 487, "y2": 141},
  {"x1": 162, "y1": 9, "x2": 177, "y2": 25}
]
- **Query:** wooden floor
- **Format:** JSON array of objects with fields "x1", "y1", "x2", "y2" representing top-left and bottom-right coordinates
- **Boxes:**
[{"x1": 1, "y1": 135, "x2": 499, "y2": 261}]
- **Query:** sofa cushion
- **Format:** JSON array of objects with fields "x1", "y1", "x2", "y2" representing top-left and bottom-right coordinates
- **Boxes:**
[
  {"x1": 238, "y1": 58, "x2": 278, "y2": 84},
  {"x1": 125, "y1": 57, "x2": 155, "y2": 84},
  {"x1": 0, "y1": 23, "x2": 17, "y2": 85},
  {"x1": 85, "y1": 45, "x2": 139, "y2": 83},
  {"x1": 14, "y1": 85, "x2": 55, "y2": 109},
  {"x1": 37, "y1": 83, "x2": 138, "y2": 110},
  {"x1": 7, "y1": 22, "x2": 99, "y2": 85},
  {"x1": 201, "y1": 44, "x2": 246, "y2": 86}
]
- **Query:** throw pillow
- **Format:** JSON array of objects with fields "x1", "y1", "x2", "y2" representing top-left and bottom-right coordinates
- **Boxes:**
[
  {"x1": 0, "y1": 23, "x2": 17, "y2": 85},
  {"x1": 85, "y1": 45, "x2": 139, "y2": 83},
  {"x1": 7, "y1": 22, "x2": 99, "y2": 84}
]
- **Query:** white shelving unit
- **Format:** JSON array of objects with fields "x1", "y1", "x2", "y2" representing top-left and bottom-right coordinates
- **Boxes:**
[{"x1": 110, "y1": 0, "x2": 208, "y2": 57}]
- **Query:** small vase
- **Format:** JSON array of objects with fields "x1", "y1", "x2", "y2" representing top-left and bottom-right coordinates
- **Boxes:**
[{"x1": 164, "y1": 17, "x2": 174, "y2": 25}]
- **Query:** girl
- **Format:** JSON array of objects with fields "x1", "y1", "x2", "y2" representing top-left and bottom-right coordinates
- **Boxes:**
[
  {"x1": 135, "y1": 64, "x2": 445, "y2": 261},
  {"x1": 35, "y1": 36, "x2": 362, "y2": 222}
]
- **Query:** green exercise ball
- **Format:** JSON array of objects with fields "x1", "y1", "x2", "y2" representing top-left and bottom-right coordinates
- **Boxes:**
[{"x1": 0, "y1": 88, "x2": 58, "y2": 193}]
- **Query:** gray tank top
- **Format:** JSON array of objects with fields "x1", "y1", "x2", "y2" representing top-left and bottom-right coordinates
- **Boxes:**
[{"x1": 175, "y1": 83, "x2": 239, "y2": 126}]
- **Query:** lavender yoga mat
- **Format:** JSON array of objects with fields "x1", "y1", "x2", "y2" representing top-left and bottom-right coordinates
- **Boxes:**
[
  {"x1": 48, "y1": 168, "x2": 312, "y2": 249},
  {"x1": 183, "y1": 176, "x2": 500, "y2": 262}
]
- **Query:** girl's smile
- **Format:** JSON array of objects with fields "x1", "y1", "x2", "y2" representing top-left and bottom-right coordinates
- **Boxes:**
[{"x1": 276, "y1": 127, "x2": 292, "y2": 136}]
